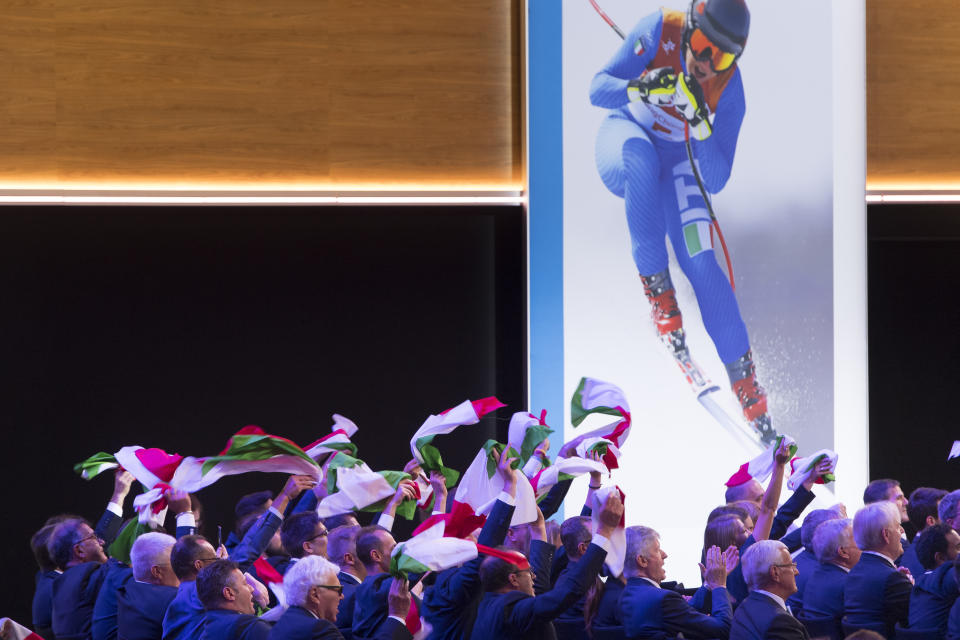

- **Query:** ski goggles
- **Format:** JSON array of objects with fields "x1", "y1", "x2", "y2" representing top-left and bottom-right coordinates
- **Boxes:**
[{"x1": 688, "y1": 27, "x2": 738, "y2": 72}]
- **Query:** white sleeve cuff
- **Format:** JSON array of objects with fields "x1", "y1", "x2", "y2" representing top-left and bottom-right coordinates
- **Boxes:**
[
  {"x1": 268, "y1": 506, "x2": 284, "y2": 520},
  {"x1": 106, "y1": 502, "x2": 123, "y2": 517},
  {"x1": 176, "y1": 512, "x2": 197, "y2": 529},
  {"x1": 591, "y1": 533, "x2": 613, "y2": 556},
  {"x1": 497, "y1": 491, "x2": 516, "y2": 506},
  {"x1": 377, "y1": 513, "x2": 395, "y2": 532},
  {"x1": 522, "y1": 457, "x2": 543, "y2": 479},
  {"x1": 387, "y1": 615, "x2": 407, "y2": 626},
  {"x1": 432, "y1": 509, "x2": 446, "y2": 516}
]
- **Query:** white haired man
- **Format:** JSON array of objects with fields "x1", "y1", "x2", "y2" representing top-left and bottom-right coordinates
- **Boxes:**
[
  {"x1": 800, "y1": 518, "x2": 859, "y2": 625},
  {"x1": 619, "y1": 526, "x2": 738, "y2": 638},
  {"x1": 729, "y1": 539, "x2": 808, "y2": 640},
  {"x1": 843, "y1": 501, "x2": 913, "y2": 636},
  {"x1": 117, "y1": 532, "x2": 180, "y2": 640},
  {"x1": 268, "y1": 555, "x2": 413, "y2": 640}
]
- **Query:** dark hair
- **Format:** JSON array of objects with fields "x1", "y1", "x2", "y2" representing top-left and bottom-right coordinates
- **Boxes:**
[
  {"x1": 908, "y1": 487, "x2": 948, "y2": 529},
  {"x1": 234, "y1": 490, "x2": 273, "y2": 523},
  {"x1": 236, "y1": 512, "x2": 262, "y2": 540},
  {"x1": 707, "y1": 504, "x2": 749, "y2": 524},
  {"x1": 323, "y1": 513, "x2": 359, "y2": 530},
  {"x1": 196, "y1": 559, "x2": 240, "y2": 610},
  {"x1": 47, "y1": 518, "x2": 88, "y2": 569},
  {"x1": 916, "y1": 523, "x2": 954, "y2": 571},
  {"x1": 32, "y1": 524, "x2": 59, "y2": 572},
  {"x1": 281, "y1": 512, "x2": 321, "y2": 558},
  {"x1": 560, "y1": 517, "x2": 592, "y2": 559},
  {"x1": 801, "y1": 509, "x2": 842, "y2": 550},
  {"x1": 356, "y1": 525, "x2": 389, "y2": 566},
  {"x1": 190, "y1": 493, "x2": 205, "y2": 534},
  {"x1": 480, "y1": 553, "x2": 521, "y2": 592},
  {"x1": 170, "y1": 534, "x2": 211, "y2": 580},
  {"x1": 704, "y1": 515, "x2": 743, "y2": 552},
  {"x1": 327, "y1": 525, "x2": 361, "y2": 564},
  {"x1": 863, "y1": 479, "x2": 900, "y2": 505}
]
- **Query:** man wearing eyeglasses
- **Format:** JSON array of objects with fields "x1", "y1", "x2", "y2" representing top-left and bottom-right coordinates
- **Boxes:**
[
  {"x1": 730, "y1": 539, "x2": 808, "y2": 640},
  {"x1": 197, "y1": 560, "x2": 270, "y2": 640},
  {"x1": 275, "y1": 512, "x2": 330, "y2": 575},
  {"x1": 590, "y1": 0, "x2": 781, "y2": 447}
]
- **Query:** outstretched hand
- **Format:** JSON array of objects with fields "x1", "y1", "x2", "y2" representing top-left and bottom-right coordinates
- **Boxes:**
[
  {"x1": 596, "y1": 490, "x2": 624, "y2": 536},
  {"x1": 700, "y1": 544, "x2": 728, "y2": 590},
  {"x1": 774, "y1": 441, "x2": 792, "y2": 465},
  {"x1": 494, "y1": 446, "x2": 519, "y2": 496},
  {"x1": 111, "y1": 470, "x2": 135, "y2": 503},
  {"x1": 388, "y1": 577, "x2": 412, "y2": 620}
]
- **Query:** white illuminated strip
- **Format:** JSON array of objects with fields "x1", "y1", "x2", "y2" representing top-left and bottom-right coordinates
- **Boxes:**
[
  {"x1": 866, "y1": 191, "x2": 960, "y2": 203},
  {"x1": 0, "y1": 191, "x2": 526, "y2": 206}
]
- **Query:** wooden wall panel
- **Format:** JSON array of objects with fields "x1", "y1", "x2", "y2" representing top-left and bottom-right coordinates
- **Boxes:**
[
  {"x1": 0, "y1": 0, "x2": 520, "y2": 188},
  {"x1": 867, "y1": 0, "x2": 960, "y2": 189}
]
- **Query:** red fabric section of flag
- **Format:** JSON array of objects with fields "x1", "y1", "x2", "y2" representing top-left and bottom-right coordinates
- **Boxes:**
[
  {"x1": 303, "y1": 429, "x2": 351, "y2": 451},
  {"x1": 151, "y1": 482, "x2": 173, "y2": 514},
  {"x1": 405, "y1": 598, "x2": 421, "y2": 634},
  {"x1": 538, "y1": 409, "x2": 548, "y2": 425},
  {"x1": 471, "y1": 396, "x2": 506, "y2": 418},
  {"x1": 602, "y1": 447, "x2": 620, "y2": 471},
  {"x1": 725, "y1": 462, "x2": 752, "y2": 487},
  {"x1": 218, "y1": 425, "x2": 266, "y2": 455},
  {"x1": 253, "y1": 557, "x2": 284, "y2": 585},
  {"x1": 529, "y1": 468, "x2": 545, "y2": 494},
  {"x1": 134, "y1": 449, "x2": 183, "y2": 483},
  {"x1": 476, "y1": 544, "x2": 530, "y2": 570}
]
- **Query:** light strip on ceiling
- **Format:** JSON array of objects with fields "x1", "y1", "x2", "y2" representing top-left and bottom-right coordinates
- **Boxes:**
[
  {"x1": 0, "y1": 191, "x2": 526, "y2": 206},
  {"x1": 866, "y1": 191, "x2": 960, "y2": 203}
]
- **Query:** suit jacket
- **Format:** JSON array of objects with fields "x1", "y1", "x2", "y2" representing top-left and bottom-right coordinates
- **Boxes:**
[
  {"x1": 592, "y1": 577, "x2": 624, "y2": 629},
  {"x1": 116, "y1": 580, "x2": 178, "y2": 640},
  {"x1": 908, "y1": 561, "x2": 959, "y2": 632},
  {"x1": 620, "y1": 578, "x2": 732, "y2": 639},
  {"x1": 267, "y1": 606, "x2": 343, "y2": 640},
  {"x1": 52, "y1": 562, "x2": 112, "y2": 640},
  {"x1": 800, "y1": 563, "x2": 847, "y2": 621},
  {"x1": 471, "y1": 541, "x2": 607, "y2": 640},
  {"x1": 843, "y1": 552, "x2": 912, "y2": 636},
  {"x1": 162, "y1": 509, "x2": 284, "y2": 640},
  {"x1": 92, "y1": 559, "x2": 134, "y2": 640},
  {"x1": 200, "y1": 609, "x2": 270, "y2": 640},
  {"x1": 785, "y1": 549, "x2": 818, "y2": 613},
  {"x1": 351, "y1": 574, "x2": 422, "y2": 640},
  {"x1": 33, "y1": 569, "x2": 60, "y2": 639},
  {"x1": 421, "y1": 498, "x2": 515, "y2": 640},
  {"x1": 336, "y1": 571, "x2": 362, "y2": 639},
  {"x1": 730, "y1": 591, "x2": 808, "y2": 640},
  {"x1": 947, "y1": 596, "x2": 960, "y2": 640},
  {"x1": 898, "y1": 537, "x2": 924, "y2": 582}
]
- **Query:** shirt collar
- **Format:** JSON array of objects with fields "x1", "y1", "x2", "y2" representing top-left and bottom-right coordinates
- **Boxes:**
[
  {"x1": 638, "y1": 577, "x2": 660, "y2": 589},
  {"x1": 754, "y1": 589, "x2": 787, "y2": 610},
  {"x1": 862, "y1": 550, "x2": 897, "y2": 567},
  {"x1": 829, "y1": 562, "x2": 851, "y2": 573}
]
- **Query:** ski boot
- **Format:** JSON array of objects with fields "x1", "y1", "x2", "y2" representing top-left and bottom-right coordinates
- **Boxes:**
[
  {"x1": 726, "y1": 350, "x2": 779, "y2": 445},
  {"x1": 641, "y1": 270, "x2": 715, "y2": 396}
]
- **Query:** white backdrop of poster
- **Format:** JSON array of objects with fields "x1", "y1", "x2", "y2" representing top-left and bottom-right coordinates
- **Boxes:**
[{"x1": 525, "y1": 0, "x2": 866, "y2": 586}]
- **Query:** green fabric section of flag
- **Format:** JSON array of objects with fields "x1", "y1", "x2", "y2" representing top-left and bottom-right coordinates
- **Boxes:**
[
  {"x1": 389, "y1": 546, "x2": 432, "y2": 578},
  {"x1": 325, "y1": 453, "x2": 365, "y2": 494},
  {"x1": 519, "y1": 424, "x2": 554, "y2": 464},
  {"x1": 482, "y1": 440, "x2": 521, "y2": 478},
  {"x1": 570, "y1": 378, "x2": 623, "y2": 427},
  {"x1": 74, "y1": 452, "x2": 118, "y2": 480},
  {"x1": 201, "y1": 433, "x2": 316, "y2": 476},
  {"x1": 108, "y1": 518, "x2": 149, "y2": 565},
  {"x1": 774, "y1": 435, "x2": 799, "y2": 461},
  {"x1": 360, "y1": 471, "x2": 418, "y2": 520},
  {"x1": 804, "y1": 454, "x2": 836, "y2": 483},
  {"x1": 415, "y1": 436, "x2": 460, "y2": 488}
]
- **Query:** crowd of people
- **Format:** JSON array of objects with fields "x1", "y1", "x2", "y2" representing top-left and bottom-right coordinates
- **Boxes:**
[{"x1": 10, "y1": 421, "x2": 960, "y2": 640}]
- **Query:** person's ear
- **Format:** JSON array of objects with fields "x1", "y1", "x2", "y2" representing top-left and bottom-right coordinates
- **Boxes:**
[
  {"x1": 637, "y1": 554, "x2": 648, "y2": 569},
  {"x1": 151, "y1": 565, "x2": 163, "y2": 581},
  {"x1": 343, "y1": 552, "x2": 356, "y2": 566},
  {"x1": 927, "y1": 515, "x2": 938, "y2": 528},
  {"x1": 507, "y1": 572, "x2": 521, "y2": 589},
  {"x1": 370, "y1": 549, "x2": 382, "y2": 563},
  {"x1": 222, "y1": 585, "x2": 236, "y2": 602}
]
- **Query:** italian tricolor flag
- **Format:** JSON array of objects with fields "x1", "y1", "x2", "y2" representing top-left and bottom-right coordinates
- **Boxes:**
[
  {"x1": 0, "y1": 618, "x2": 44, "y2": 640},
  {"x1": 317, "y1": 452, "x2": 414, "y2": 519},
  {"x1": 725, "y1": 434, "x2": 798, "y2": 488},
  {"x1": 303, "y1": 415, "x2": 360, "y2": 461},
  {"x1": 452, "y1": 440, "x2": 539, "y2": 526},
  {"x1": 787, "y1": 449, "x2": 838, "y2": 491},
  {"x1": 507, "y1": 410, "x2": 553, "y2": 467},
  {"x1": 570, "y1": 378, "x2": 632, "y2": 469},
  {"x1": 531, "y1": 438, "x2": 612, "y2": 498}
]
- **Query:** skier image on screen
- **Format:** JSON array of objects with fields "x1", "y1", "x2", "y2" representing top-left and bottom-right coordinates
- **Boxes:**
[{"x1": 590, "y1": 0, "x2": 779, "y2": 445}]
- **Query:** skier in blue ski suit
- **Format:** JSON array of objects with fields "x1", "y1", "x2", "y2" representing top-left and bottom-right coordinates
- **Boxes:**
[{"x1": 590, "y1": 0, "x2": 777, "y2": 443}]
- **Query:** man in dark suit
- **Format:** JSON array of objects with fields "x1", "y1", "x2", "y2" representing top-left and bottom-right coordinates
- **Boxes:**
[
  {"x1": 470, "y1": 490, "x2": 622, "y2": 640},
  {"x1": 843, "y1": 501, "x2": 913, "y2": 636},
  {"x1": 786, "y1": 508, "x2": 843, "y2": 614},
  {"x1": 116, "y1": 532, "x2": 180, "y2": 640},
  {"x1": 197, "y1": 560, "x2": 270, "y2": 640},
  {"x1": 619, "y1": 526, "x2": 735, "y2": 639},
  {"x1": 900, "y1": 487, "x2": 948, "y2": 579},
  {"x1": 276, "y1": 512, "x2": 330, "y2": 575},
  {"x1": 907, "y1": 523, "x2": 960, "y2": 632},
  {"x1": 163, "y1": 475, "x2": 315, "y2": 640},
  {"x1": 801, "y1": 518, "x2": 859, "y2": 623},
  {"x1": 422, "y1": 446, "x2": 520, "y2": 640},
  {"x1": 268, "y1": 555, "x2": 413, "y2": 640},
  {"x1": 327, "y1": 525, "x2": 364, "y2": 639},
  {"x1": 730, "y1": 539, "x2": 808, "y2": 640},
  {"x1": 863, "y1": 478, "x2": 911, "y2": 563}
]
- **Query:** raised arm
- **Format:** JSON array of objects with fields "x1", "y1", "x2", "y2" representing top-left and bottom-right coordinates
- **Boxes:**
[{"x1": 753, "y1": 442, "x2": 792, "y2": 541}]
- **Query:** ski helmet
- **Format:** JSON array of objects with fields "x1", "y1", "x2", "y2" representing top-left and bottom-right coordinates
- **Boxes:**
[{"x1": 683, "y1": 0, "x2": 750, "y2": 72}]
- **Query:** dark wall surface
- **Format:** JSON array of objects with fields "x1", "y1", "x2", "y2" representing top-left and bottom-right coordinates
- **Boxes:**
[
  {"x1": 868, "y1": 203, "x2": 960, "y2": 534},
  {"x1": 0, "y1": 205, "x2": 525, "y2": 625}
]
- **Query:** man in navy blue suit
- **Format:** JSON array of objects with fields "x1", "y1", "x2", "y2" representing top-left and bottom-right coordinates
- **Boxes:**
[
  {"x1": 116, "y1": 532, "x2": 180, "y2": 640},
  {"x1": 422, "y1": 446, "x2": 520, "y2": 640},
  {"x1": 863, "y1": 478, "x2": 910, "y2": 563},
  {"x1": 327, "y1": 525, "x2": 364, "y2": 639},
  {"x1": 197, "y1": 560, "x2": 270, "y2": 640},
  {"x1": 907, "y1": 523, "x2": 960, "y2": 632},
  {"x1": 786, "y1": 507, "x2": 843, "y2": 614},
  {"x1": 470, "y1": 490, "x2": 622, "y2": 640},
  {"x1": 900, "y1": 487, "x2": 948, "y2": 579},
  {"x1": 801, "y1": 518, "x2": 859, "y2": 624},
  {"x1": 163, "y1": 475, "x2": 315, "y2": 640},
  {"x1": 619, "y1": 526, "x2": 736, "y2": 639},
  {"x1": 730, "y1": 539, "x2": 808, "y2": 640},
  {"x1": 843, "y1": 501, "x2": 913, "y2": 636},
  {"x1": 268, "y1": 555, "x2": 413, "y2": 640},
  {"x1": 277, "y1": 512, "x2": 330, "y2": 575}
]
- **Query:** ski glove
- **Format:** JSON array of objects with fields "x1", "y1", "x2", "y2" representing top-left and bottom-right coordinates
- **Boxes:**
[
  {"x1": 673, "y1": 73, "x2": 713, "y2": 140},
  {"x1": 627, "y1": 67, "x2": 677, "y2": 106}
]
